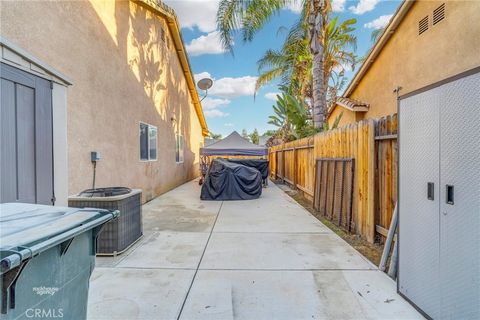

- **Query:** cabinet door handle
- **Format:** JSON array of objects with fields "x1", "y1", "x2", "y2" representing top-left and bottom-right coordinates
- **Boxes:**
[
  {"x1": 427, "y1": 182, "x2": 434, "y2": 200},
  {"x1": 446, "y1": 185, "x2": 454, "y2": 205}
]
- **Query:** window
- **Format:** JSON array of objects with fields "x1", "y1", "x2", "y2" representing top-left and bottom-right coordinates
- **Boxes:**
[
  {"x1": 175, "y1": 133, "x2": 184, "y2": 163},
  {"x1": 140, "y1": 123, "x2": 157, "y2": 161}
]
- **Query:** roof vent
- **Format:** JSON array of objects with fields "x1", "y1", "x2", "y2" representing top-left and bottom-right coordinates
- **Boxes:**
[
  {"x1": 418, "y1": 16, "x2": 429, "y2": 35},
  {"x1": 433, "y1": 3, "x2": 445, "y2": 25}
]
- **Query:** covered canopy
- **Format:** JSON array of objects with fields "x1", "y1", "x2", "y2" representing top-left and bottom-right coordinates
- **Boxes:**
[
  {"x1": 200, "y1": 131, "x2": 268, "y2": 156},
  {"x1": 200, "y1": 159, "x2": 262, "y2": 200}
]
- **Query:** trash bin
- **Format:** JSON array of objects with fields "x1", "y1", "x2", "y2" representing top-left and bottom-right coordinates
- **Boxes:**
[
  {"x1": 0, "y1": 203, "x2": 118, "y2": 320},
  {"x1": 68, "y1": 187, "x2": 142, "y2": 255}
]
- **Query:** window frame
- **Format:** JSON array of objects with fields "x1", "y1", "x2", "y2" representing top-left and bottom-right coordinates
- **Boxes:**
[
  {"x1": 175, "y1": 133, "x2": 184, "y2": 164},
  {"x1": 139, "y1": 122, "x2": 158, "y2": 162}
]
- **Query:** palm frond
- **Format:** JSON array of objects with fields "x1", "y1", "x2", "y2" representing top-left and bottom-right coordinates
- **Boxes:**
[
  {"x1": 216, "y1": 0, "x2": 247, "y2": 53},
  {"x1": 242, "y1": 0, "x2": 288, "y2": 42}
]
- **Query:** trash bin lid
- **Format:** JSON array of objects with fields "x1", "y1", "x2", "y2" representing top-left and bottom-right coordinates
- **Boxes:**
[{"x1": 0, "y1": 203, "x2": 118, "y2": 258}]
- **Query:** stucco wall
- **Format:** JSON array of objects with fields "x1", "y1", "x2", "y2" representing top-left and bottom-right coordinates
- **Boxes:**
[
  {"x1": 1, "y1": 0, "x2": 205, "y2": 202},
  {"x1": 327, "y1": 106, "x2": 358, "y2": 128},
  {"x1": 331, "y1": 0, "x2": 480, "y2": 125}
]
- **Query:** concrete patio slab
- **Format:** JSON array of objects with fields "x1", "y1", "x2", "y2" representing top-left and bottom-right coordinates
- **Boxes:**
[
  {"x1": 94, "y1": 232, "x2": 155, "y2": 268},
  {"x1": 116, "y1": 231, "x2": 209, "y2": 269},
  {"x1": 88, "y1": 180, "x2": 422, "y2": 319},
  {"x1": 180, "y1": 270, "x2": 422, "y2": 320},
  {"x1": 200, "y1": 233, "x2": 375, "y2": 270},
  {"x1": 142, "y1": 182, "x2": 221, "y2": 233},
  {"x1": 142, "y1": 204, "x2": 218, "y2": 232},
  {"x1": 88, "y1": 268, "x2": 194, "y2": 320},
  {"x1": 216, "y1": 201, "x2": 331, "y2": 233}
]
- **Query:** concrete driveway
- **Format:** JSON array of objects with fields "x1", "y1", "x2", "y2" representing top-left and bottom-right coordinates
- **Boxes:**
[{"x1": 88, "y1": 180, "x2": 422, "y2": 320}]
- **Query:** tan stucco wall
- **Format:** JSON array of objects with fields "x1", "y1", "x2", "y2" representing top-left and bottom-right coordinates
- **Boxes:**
[
  {"x1": 327, "y1": 106, "x2": 359, "y2": 128},
  {"x1": 1, "y1": 0, "x2": 205, "y2": 202},
  {"x1": 330, "y1": 0, "x2": 480, "y2": 125}
]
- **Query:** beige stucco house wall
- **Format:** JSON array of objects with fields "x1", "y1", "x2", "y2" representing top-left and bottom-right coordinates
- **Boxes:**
[
  {"x1": 328, "y1": 0, "x2": 480, "y2": 127},
  {"x1": 1, "y1": 0, "x2": 208, "y2": 202}
]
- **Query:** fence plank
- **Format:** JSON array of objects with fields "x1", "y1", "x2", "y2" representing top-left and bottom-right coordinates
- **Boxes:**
[{"x1": 268, "y1": 115, "x2": 396, "y2": 243}]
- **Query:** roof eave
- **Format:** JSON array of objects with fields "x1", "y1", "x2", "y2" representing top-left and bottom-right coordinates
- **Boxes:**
[
  {"x1": 343, "y1": 0, "x2": 415, "y2": 97},
  {"x1": 136, "y1": 0, "x2": 209, "y2": 137}
]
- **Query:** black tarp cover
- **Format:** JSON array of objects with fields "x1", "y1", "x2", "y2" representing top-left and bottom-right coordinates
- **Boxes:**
[
  {"x1": 200, "y1": 159, "x2": 262, "y2": 200},
  {"x1": 200, "y1": 131, "x2": 268, "y2": 156},
  {"x1": 226, "y1": 159, "x2": 269, "y2": 180}
]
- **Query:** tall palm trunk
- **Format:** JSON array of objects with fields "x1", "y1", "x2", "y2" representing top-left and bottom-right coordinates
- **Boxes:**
[{"x1": 308, "y1": 0, "x2": 325, "y2": 129}]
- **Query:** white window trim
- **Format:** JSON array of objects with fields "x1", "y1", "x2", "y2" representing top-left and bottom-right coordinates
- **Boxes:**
[
  {"x1": 139, "y1": 121, "x2": 158, "y2": 162},
  {"x1": 176, "y1": 133, "x2": 184, "y2": 164}
]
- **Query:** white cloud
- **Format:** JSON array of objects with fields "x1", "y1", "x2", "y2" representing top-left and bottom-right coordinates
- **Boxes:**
[
  {"x1": 349, "y1": 0, "x2": 380, "y2": 15},
  {"x1": 286, "y1": 0, "x2": 303, "y2": 13},
  {"x1": 224, "y1": 123, "x2": 234, "y2": 127},
  {"x1": 364, "y1": 14, "x2": 393, "y2": 29},
  {"x1": 163, "y1": 0, "x2": 220, "y2": 32},
  {"x1": 195, "y1": 72, "x2": 258, "y2": 98},
  {"x1": 210, "y1": 76, "x2": 258, "y2": 98},
  {"x1": 202, "y1": 97, "x2": 231, "y2": 110},
  {"x1": 186, "y1": 31, "x2": 228, "y2": 56},
  {"x1": 204, "y1": 109, "x2": 229, "y2": 118},
  {"x1": 264, "y1": 92, "x2": 280, "y2": 101},
  {"x1": 194, "y1": 72, "x2": 212, "y2": 83},
  {"x1": 331, "y1": 0, "x2": 347, "y2": 12}
]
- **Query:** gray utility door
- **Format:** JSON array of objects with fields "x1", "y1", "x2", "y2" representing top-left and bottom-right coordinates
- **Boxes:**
[
  {"x1": 438, "y1": 71, "x2": 479, "y2": 319},
  {"x1": 1, "y1": 62, "x2": 54, "y2": 205},
  {"x1": 398, "y1": 84, "x2": 441, "y2": 319},
  {"x1": 399, "y1": 69, "x2": 480, "y2": 319}
]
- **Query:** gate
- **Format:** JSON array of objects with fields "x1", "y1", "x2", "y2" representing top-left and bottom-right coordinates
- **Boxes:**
[{"x1": 313, "y1": 158, "x2": 355, "y2": 231}]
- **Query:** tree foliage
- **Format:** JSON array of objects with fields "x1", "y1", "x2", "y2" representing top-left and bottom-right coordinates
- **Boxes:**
[
  {"x1": 208, "y1": 132, "x2": 222, "y2": 140},
  {"x1": 256, "y1": 15, "x2": 357, "y2": 109},
  {"x1": 217, "y1": 0, "x2": 328, "y2": 128},
  {"x1": 216, "y1": 1, "x2": 356, "y2": 139},
  {"x1": 268, "y1": 88, "x2": 319, "y2": 141},
  {"x1": 249, "y1": 129, "x2": 260, "y2": 144}
]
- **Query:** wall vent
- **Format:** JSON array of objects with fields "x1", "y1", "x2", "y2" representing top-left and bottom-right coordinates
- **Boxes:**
[
  {"x1": 433, "y1": 3, "x2": 445, "y2": 25},
  {"x1": 419, "y1": 16, "x2": 429, "y2": 35}
]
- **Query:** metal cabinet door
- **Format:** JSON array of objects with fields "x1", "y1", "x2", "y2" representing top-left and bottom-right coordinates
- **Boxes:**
[
  {"x1": 439, "y1": 71, "x2": 480, "y2": 320},
  {"x1": 399, "y1": 87, "x2": 441, "y2": 319},
  {"x1": 0, "y1": 63, "x2": 54, "y2": 205}
]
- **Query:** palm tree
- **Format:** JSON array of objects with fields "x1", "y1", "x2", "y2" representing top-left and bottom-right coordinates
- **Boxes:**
[
  {"x1": 255, "y1": 16, "x2": 357, "y2": 110},
  {"x1": 217, "y1": 0, "x2": 328, "y2": 128},
  {"x1": 371, "y1": 27, "x2": 385, "y2": 43},
  {"x1": 255, "y1": 23, "x2": 311, "y2": 100},
  {"x1": 323, "y1": 16, "x2": 357, "y2": 107}
]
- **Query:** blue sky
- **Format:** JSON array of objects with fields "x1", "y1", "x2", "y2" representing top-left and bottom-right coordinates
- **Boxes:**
[{"x1": 165, "y1": 0, "x2": 401, "y2": 137}]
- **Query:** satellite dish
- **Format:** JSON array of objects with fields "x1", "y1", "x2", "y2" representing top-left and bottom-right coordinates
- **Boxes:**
[{"x1": 197, "y1": 78, "x2": 213, "y2": 91}]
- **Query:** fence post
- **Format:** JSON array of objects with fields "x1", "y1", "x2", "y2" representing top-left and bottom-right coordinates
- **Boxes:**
[
  {"x1": 274, "y1": 150, "x2": 278, "y2": 179},
  {"x1": 293, "y1": 147, "x2": 298, "y2": 189},
  {"x1": 282, "y1": 145, "x2": 286, "y2": 183},
  {"x1": 366, "y1": 119, "x2": 376, "y2": 243}
]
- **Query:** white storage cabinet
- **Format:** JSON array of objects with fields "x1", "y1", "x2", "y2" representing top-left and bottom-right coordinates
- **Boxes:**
[{"x1": 398, "y1": 69, "x2": 480, "y2": 319}]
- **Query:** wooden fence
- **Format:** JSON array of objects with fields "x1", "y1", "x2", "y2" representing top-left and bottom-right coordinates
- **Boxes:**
[{"x1": 269, "y1": 114, "x2": 397, "y2": 243}]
